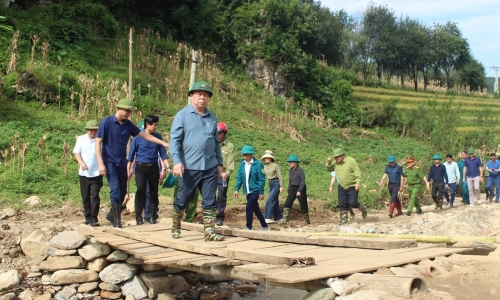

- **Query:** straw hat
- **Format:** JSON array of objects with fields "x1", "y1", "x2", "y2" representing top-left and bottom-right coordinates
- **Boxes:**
[{"x1": 261, "y1": 150, "x2": 275, "y2": 161}]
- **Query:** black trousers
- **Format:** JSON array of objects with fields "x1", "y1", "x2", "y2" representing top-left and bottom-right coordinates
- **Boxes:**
[
  {"x1": 431, "y1": 181, "x2": 444, "y2": 202},
  {"x1": 388, "y1": 182, "x2": 401, "y2": 203},
  {"x1": 79, "y1": 175, "x2": 103, "y2": 222},
  {"x1": 338, "y1": 185, "x2": 360, "y2": 211},
  {"x1": 135, "y1": 163, "x2": 160, "y2": 212},
  {"x1": 284, "y1": 185, "x2": 308, "y2": 213}
]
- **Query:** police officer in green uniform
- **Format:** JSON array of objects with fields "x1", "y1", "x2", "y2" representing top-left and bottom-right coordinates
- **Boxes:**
[{"x1": 404, "y1": 157, "x2": 430, "y2": 215}]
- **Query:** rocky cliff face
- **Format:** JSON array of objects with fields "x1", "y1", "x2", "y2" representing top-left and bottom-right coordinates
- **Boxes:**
[{"x1": 242, "y1": 58, "x2": 290, "y2": 97}]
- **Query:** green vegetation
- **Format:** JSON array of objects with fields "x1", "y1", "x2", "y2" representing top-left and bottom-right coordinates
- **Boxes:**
[{"x1": 0, "y1": 1, "x2": 494, "y2": 212}]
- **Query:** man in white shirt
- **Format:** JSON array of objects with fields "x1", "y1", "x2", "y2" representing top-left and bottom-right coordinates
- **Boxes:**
[
  {"x1": 73, "y1": 120, "x2": 102, "y2": 226},
  {"x1": 443, "y1": 154, "x2": 460, "y2": 208}
]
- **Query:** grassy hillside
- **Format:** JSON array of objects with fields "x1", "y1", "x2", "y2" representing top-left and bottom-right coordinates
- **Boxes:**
[
  {"x1": 352, "y1": 86, "x2": 499, "y2": 135},
  {"x1": 0, "y1": 29, "x2": 437, "y2": 210}
]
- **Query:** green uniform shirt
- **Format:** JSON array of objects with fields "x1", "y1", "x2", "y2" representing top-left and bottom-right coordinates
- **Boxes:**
[
  {"x1": 221, "y1": 140, "x2": 235, "y2": 177},
  {"x1": 262, "y1": 162, "x2": 284, "y2": 187},
  {"x1": 404, "y1": 167, "x2": 425, "y2": 186},
  {"x1": 326, "y1": 156, "x2": 361, "y2": 189}
]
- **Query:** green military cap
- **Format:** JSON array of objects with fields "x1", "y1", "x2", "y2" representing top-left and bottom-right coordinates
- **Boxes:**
[
  {"x1": 115, "y1": 99, "x2": 136, "y2": 110},
  {"x1": 333, "y1": 148, "x2": 345, "y2": 158},
  {"x1": 188, "y1": 81, "x2": 213, "y2": 97},
  {"x1": 84, "y1": 120, "x2": 99, "y2": 130},
  {"x1": 467, "y1": 148, "x2": 475, "y2": 155}
]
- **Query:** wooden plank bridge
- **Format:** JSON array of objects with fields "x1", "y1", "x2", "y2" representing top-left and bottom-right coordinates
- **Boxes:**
[{"x1": 77, "y1": 220, "x2": 469, "y2": 290}]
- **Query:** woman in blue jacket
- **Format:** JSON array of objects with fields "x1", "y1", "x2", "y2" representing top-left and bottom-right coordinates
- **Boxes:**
[{"x1": 233, "y1": 145, "x2": 269, "y2": 231}]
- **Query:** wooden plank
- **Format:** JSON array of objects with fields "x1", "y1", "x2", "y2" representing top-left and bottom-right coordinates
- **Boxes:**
[
  {"x1": 146, "y1": 253, "x2": 205, "y2": 264},
  {"x1": 132, "y1": 249, "x2": 178, "y2": 259},
  {"x1": 230, "y1": 231, "x2": 311, "y2": 244},
  {"x1": 260, "y1": 247, "x2": 471, "y2": 283},
  {"x1": 108, "y1": 239, "x2": 142, "y2": 247},
  {"x1": 119, "y1": 242, "x2": 155, "y2": 251},
  {"x1": 127, "y1": 246, "x2": 172, "y2": 256},
  {"x1": 190, "y1": 257, "x2": 232, "y2": 267},
  {"x1": 317, "y1": 236, "x2": 417, "y2": 250},
  {"x1": 94, "y1": 234, "x2": 133, "y2": 244},
  {"x1": 141, "y1": 250, "x2": 192, "y2": 261}
]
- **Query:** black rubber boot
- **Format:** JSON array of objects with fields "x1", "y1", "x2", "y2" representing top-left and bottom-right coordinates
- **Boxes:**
[
  {"x1": 111, "y1": 203, "x2": 122, "y2": 228},
  {"x1": 106, "y1": 209, "x2": 115, "y2": 227},
  {"x1": 150, "y1": 203, "x2": 157, "y2": 224},
  {"x1": 135, "y1": 201, "x2": 143, "y2": 225}
]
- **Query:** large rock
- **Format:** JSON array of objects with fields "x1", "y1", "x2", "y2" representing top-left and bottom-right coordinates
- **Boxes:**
[
  {"x1": 40, "y1": 256, "x2": 85, "y2": 271},
  {"x1": 122, "y1": 276, "x2": 148, "y2": 300},
  {"x1": 107, "y1": 250, "x2": 129, "y2": 262},
  {"x1": 0, "y1": 270, "x2": 19, "y2": 292},
  {"x1": 24, "y1": 196, "x2": 41, "y2": 206},
  {"x1": 197, "y1": 273, "x2": 231, "y2": 283},
  {"x1": 3, "y1": 208, "x2": 16, "y2": 217},
  {"x1": 126, "y1": 257, "x2": 144, "y2": 265},
  {"x1": 87, "y1": 257, "x2": 109, "y2": 272},
  {"x1": 301, "y1": 288, "x2": 336, "y2": 300},
  {"x1": 140, "y1": 274, "x2": 190, "y2": 295},
  {"x1": 20, "y1": 231, "x2": 50, "y2": 259},
  {"x1": 78, "y1": 243, "x2": 111, "y2": 261},
  {"x1": 329, "y1": 280, "x2": 359, "y2": 297},
  {"x1": 0, "y1": 293, "x2": 16, "y2": 300},
  {"x1": 49, "y1": 231, "x2": 85, "y2": 250},
  {"x1": 99, "y1": 283, "x2": 121, "y2": 292},
  {"x1": 18, "y1": 290, "x2": 35, "y2": 300},
  {"x1": 100, "y1": 291, "x2": 122, "y2": 299},
  {"x1": 50, "y1": 269, "x2": 99, "y2": 285},
  {"x1": 336, "y1": 290, "x2": 405, "y2": 300},
  {"x1": 46, "y1": 248, "x2": 77, "y2": 257},
  {"x1": 99, "y1": 263, "x2": 138, "y2": 284},
  {"x1": 452, "y1": 240, "x2": 497, "y2": 255},
  {"x1": 57, "y1": 286, "x2": 76, "y2": 300},
  {"x1": 78, "y1": 282, "x2": 98, "y2": 293}
]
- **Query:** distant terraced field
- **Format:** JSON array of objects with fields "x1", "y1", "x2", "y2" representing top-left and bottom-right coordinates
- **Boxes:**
[{"x1": 352, "y1": 86, "x2": 499, "y2": 130}]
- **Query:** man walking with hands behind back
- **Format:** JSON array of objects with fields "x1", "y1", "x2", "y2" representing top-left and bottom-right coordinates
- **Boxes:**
[
  {"x1": 463, "y1": 148, "x2": 483, "y2": 206},
  {"x1": 485, "y1": 153, "x2": 500, "y2": 203},
  {"x1": 169, "y1": 81, "x2": 225, "y2": 242},
  {"x1": 326, "y1": 148, "x2": 368, "y2": 225},
  {"x1": 95, "y1": 99, "x2": 169, "y2": 228},
  {"x1": 73, "y1": 120, "x2": 102, "y2": 227}
]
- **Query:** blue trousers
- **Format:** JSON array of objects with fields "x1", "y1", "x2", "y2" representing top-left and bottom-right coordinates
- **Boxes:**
[
  {"x1": 105, "y1": 163, "x2": 128, "y2": 205},
  {"x1": 264, "y1": 178, "x2": 282, "y2": 220},
  {"x1": 487, "y1": 176, "x2": 500, "y2": 201},
  {"x1": 174, "y1": 166, "x2": 218, "y2": 211},
  {"x1": 444, "y1": 182, "x2": 457, "y2": 206},
  {"x1": 338, "y1": 186, "x2": 360, "y2": 211},
  {"x1": 246, "y1": 191, "x2": 267, "y2": 229}
]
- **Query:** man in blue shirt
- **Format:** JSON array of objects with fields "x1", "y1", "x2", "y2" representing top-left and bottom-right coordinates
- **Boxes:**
[
  {"x1": 463, "y1": 148, "x2": 483, "y2": 206},
  {"x1": 378, "y1": 155, "x2": 404, "y2": 218},
  {"x1": 127, "y1": 115, "x2": 170, "y2": 225},
  {"x1": 95, "y1": 99, "x2": 169, "y2": 228},
  {"x1": 427, "y1": 154, "x2": 448, "y2": 210},
  {"x1": 170, "y1": 81, "x2": 224, "y2": 242},
  {"x1": 485, "y1": 153, "x2": 500, "y2": 203}
]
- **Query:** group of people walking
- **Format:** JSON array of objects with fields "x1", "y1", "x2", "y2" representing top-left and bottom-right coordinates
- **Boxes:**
[
  {"x1": 72, "y1": 79, "x2": 499, "y2": 241},
  {"x1": 378, "y1": 149, "x2": 499, "y2": 219}
]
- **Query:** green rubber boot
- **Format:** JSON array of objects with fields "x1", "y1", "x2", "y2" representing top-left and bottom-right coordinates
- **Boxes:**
[
  {"x1": 359, "y1": 203, "x2": 368, "y2": 219},
  {"x1": 304, "y1": 212, "x2": 310, "y2": 225},
  {"x1": 171, "y1": 209, "x2": 185, "y2": 239},
  {"x1": 203, "y1": 209, "x2": 225, "y2": 241},
  {"x1": 339, "y1": 211, "x2": 348, "y2": 226},
  {"x1": 279, "y1": 208, "x2": 290, "y2": 225},
  {"x1": 349, "y1": 207, "x2": 355, "y2": 221}
]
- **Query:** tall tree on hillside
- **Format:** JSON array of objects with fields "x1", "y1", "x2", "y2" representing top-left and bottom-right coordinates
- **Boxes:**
[
  {"x1": 362, "y1": 4, "x2": 397, "y2": 82},
  {"x1": 457, "y1": 58, "x2": 486, "y2": 92},
  {"x1": 433, "y1": 22, "x2": 470, "y2": 89}
]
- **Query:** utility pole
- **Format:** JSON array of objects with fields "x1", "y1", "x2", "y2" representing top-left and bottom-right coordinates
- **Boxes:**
[
  {"x1": 491, "y1": 66, "x2": 499, "y2": 94},
  {"x1": 128, "y1": 28, "x2": 133, "y2": 101},
  {"x1": 188, "y1": 50, "x2": 198, "y2": 105}
]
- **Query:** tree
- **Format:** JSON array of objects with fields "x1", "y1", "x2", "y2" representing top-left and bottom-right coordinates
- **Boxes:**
[
  {"x1": 362, "y1": 4, "x2": 397, "y2": 82},
  {"x1": 457, "y1": 58, "x2": 486, "y2": 92},
  {"x1": 433, "y1": 22, "x2": 470, "y2": 89}
]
